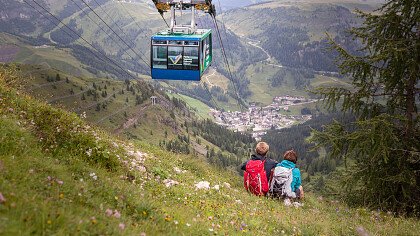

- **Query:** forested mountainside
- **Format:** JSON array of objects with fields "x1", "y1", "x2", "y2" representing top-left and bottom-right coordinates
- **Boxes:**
[
  {"x1": 3, "y1": 64, "x2": 255, "y2": 171},
  {"x1": 222, "y1": 0, "x2": 368, "y2": 73},
  {"x1": 2, "y1": 62, "x2": 420, "y2": 236}
]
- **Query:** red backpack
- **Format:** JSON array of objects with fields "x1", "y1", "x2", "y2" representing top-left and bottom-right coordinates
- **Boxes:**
[{"x1": 244, "y1": 160, "x2": 269, "y2": 196}]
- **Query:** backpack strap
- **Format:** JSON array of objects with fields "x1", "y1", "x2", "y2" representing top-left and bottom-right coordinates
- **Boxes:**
[{"x1": 269, "y1": 168, "x2": 274, "y2": 184}]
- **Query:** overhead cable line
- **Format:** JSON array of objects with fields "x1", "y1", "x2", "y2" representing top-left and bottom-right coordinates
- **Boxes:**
[
  {"x1": 91, "y1": 0, "x2": 152, "y2": 63},
  {"x1": 23, "y1": 1, "x2": 75, "y2": 43},
  {"x1": 117, "y1": 1, "x2": 157, "y2": 32},
  {"x1": 116, "y1": 0, "x2": 169, "y2": 57},
  {"x1": 79, "y1": 0, "x2": 151, "y2": 68},
  {"x1": 195, "y1": 18, "x2": 227, "y2": 113},
  {"x1": 207, "y1": 14, "x2": 244, "y2": 111},
  {"x1": 216, "y1": 0, "x2": 230, "y2": 45},
  {"x1": 195, "y1": 16, "x2": 241, "y2": 117},
  {"x1": 214, "y1": 1, "x2": 242, "y2": 105},
  {"x1": 160, "y1": 14, "x2": 170, "y2": 27},
  {"x1": 216, "y1": 0, "x2": 236, "y2": 72},
  {"x1": 68, "y1": 0, "x2": 139, "y2": 64},
  {"x1": 210, "y1": 16, "x2": 246, "y2": 111},
  {"x1": 25, "y1": 0, "x2": 139, "y2": 81},
  {"x1": 68, "y1": 0, "x2": 151, "y2": 77},
  {"x1": 22, "y1": 0, "x2": 141, "y2": 109}
]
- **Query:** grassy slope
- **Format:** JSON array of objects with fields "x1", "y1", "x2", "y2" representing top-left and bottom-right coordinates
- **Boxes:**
[
  {"x1": 168, "y1": 93, "x2": 214, "y2": 120},
  {"x1": 246, "y1": 64, "x2": 310, "y2": 105},
  {"x1": 5, "y1": 64, "x2": 230, "y2": 161},
  {"x1": 1, "y1": 64, "x2": 420, "y2": 236},
  {"x1": 0, "y1": 33, "x2": 94, "y2": 77}
]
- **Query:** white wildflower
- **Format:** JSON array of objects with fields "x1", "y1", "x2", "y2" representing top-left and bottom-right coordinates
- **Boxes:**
[
  {"x1": 90, "y1": 173, "x2": 98, "y2": 180},
  {"x1": 86, "y1": 149, "x2": 92, "y2": 157}
]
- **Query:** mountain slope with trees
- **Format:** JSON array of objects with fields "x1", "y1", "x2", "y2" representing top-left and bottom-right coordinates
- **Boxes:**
[
  {"x1": 1, "y1": 59, "x2": 419, "y2": 236},
  {"x1": 3, "y1": 63, "x2": 254, "y2": 172}
]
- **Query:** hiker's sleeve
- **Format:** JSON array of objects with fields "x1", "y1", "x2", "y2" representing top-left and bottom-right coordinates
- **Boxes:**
[
  {"x1": 240, "y1": 161, "x2": 248, "y2": 171},
  {"x1": 294, "y1": 169, "x2": 302, "y2": 189},
  {"x1": 271, "y1": 159, "x2": 278, "y2": 170}
]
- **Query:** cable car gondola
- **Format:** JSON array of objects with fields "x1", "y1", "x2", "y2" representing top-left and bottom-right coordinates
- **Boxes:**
[{"x1": 151, "y1": 0, "x2": 216, "y2": 81}]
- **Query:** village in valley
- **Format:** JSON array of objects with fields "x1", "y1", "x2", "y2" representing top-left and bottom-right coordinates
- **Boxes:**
[{"x1": 210, "y1": 95, "x2": 317, "y2": 140}]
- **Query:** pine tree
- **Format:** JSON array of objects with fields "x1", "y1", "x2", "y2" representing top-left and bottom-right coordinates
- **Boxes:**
[{"x1": 311, "y1": 0, "x2": 420, "y2": 215}]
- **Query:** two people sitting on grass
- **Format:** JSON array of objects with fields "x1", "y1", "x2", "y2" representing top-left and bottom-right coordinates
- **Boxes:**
[
  {"x1": 241, "y1": 142, "x2": 277, "y2": 196},
  {"x1": 241, "y1": 142, "x2": 304, "y2": 200}
]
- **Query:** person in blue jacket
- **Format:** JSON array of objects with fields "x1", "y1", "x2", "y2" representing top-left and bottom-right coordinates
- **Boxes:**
[{"x1": 277, "y1": 150, "x2": 304, "y2": 199}]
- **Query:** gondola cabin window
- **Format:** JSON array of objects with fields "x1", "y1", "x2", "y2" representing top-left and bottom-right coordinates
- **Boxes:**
[{"x1": 152, "y1": 45, "x2": 167, "y2": 69}]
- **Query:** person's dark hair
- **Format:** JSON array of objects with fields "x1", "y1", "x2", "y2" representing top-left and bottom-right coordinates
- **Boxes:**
[{"x1": 283, "y1": 150, "x2": 298, "y2": 164}]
